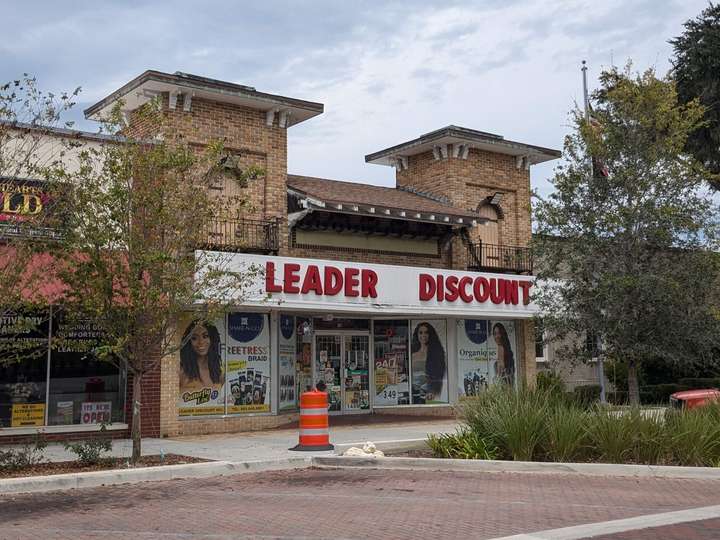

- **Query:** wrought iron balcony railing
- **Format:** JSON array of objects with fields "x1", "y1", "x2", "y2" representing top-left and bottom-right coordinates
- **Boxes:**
[
  {"x1": 467, "y1": 242, "x2": 533, "y2": 274},
  {"x1": 201, "y1": 217, "x2": 279, "y2": 254}
]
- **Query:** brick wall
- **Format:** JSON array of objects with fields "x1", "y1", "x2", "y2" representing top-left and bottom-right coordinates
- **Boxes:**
[
  {"x1": 124, "y1": 93, "x2": 288, "y2": 224},
  {"x1": 396, "y1": 148, "x2": 532, "y2": 247}
]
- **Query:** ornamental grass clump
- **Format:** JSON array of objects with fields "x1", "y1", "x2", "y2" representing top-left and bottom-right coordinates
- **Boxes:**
[
  {"x1": 584, "y1": 407, "x2": 636, "y2": 463},
  {"x1": 625, "y1": 409, "x2": 668, "y2": 465},
  {"x1": 665, "y1": 405, "x2": 720, "y2": 466},
  {"x1": 544, "y1": 405, "x2": 588, "y2": 463},
  {"x1": 426, "y1": 429, "x2": 497, "y2": 460},
  {"x1": 458, "y1": 385, "x2": 550, "y2": 461}
]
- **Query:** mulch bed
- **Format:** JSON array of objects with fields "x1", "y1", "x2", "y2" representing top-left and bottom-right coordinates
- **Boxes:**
[{"x1": 0, "y1": 454, "x2": 208, "y2": 479}]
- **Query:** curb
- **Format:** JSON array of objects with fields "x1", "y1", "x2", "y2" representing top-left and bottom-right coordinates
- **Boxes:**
[
  {"x1": 312, "y1": 455, "x2": 720, "y2": 480},
  {"x1": 0, "y1": 457, "x2": 312, "y2": 495},
  {"x1": 5, "y1": 452, "x2": 720, "y2": 496},
  {"x1": 333, "y1": 438, "x2": 428, "y2": 455}
]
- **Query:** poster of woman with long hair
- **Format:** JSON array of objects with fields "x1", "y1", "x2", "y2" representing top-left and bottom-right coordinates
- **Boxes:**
[
  {"x1": 410, "y1": 320, "x2": 447, "y2": 403},
  {"x1": 490, "y1": 321, "x2": 516, "y2": 384},
  {"x1": 178, "y1": 317, "x2": 225, "y2": 416}
]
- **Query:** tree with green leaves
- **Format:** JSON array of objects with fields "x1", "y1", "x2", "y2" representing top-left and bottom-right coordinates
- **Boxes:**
[
  {"x1": 0, "y1": 76, "x2": 79, "y2": 361},
  {"x1": 671, "y1": 2, "x2": 720, "y2": 189},
  {"x1": 55, "y1": 101, "x2": 260, "y2": 462},
  {"x1": 534, "y1": 66, "x2": 720, "y2": 405}
]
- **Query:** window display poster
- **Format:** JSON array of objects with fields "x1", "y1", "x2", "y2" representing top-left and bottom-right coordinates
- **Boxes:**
[
  {"x1": 457, "y1": 319, "x2": 492, "y2": 398},
  {"x1": 226, "y1": 312, "x2": 271, "y2": 413},
  {"x1": 56, "y1": 401, "x2": 74, "y2": 424},
  {"x1": 373, "y1": 320, "x2": 410, "y2": 406},
  {"x1": 410, "y1": 320, "x2": 448, "y2": 404},
  {"x1": 178, "y1": 316, "x2": 226, "y2": 417},
  {"x1": 278, "y1": 314, "x2": 297, "y2": 411},
  {"x1": 11, "y1": 403, "x2": 45, "y2": 427},
  {"x1": 489, "y1": 321, "x2": 517, "y2": 385},
  {"x1": 81, "y1": 401, "x2": 111, "y2": 424}
]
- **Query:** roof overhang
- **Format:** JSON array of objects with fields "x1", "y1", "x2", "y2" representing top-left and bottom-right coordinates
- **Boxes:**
[
  {"x1": 84, "y1": 71, "x2": 324, "y2": 127},
  {"x1": 365, "y1": 125, "x2": 561, "y2": 167},
  {"x1": 288, "y1": 187, "x2": 476, "y2": 227}
]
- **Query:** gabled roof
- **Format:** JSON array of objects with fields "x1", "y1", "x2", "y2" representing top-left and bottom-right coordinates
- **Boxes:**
[
  {"x1": 365, "y1": 125, "x2": 561, "y2": 167},
  {"x1": 84, "y1": 70, "x2": 324, "y2": 127},
  {"x1": 287, "y1": 174, "x2": 478, "y2": 226}
]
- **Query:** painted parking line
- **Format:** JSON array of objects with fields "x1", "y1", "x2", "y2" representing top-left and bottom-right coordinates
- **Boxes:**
[{"x1": 490, "y1": 504, "x2": 720, "y2": 540}]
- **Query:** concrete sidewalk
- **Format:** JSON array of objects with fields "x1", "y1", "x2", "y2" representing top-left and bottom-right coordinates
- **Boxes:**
[{"x1": 33, "y1": 417, "x2": 457, "y2": 462}]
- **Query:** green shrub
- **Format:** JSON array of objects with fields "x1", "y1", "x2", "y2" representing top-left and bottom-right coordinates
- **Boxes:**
[
  {"x1": 665, "y1": 406, "x2": 720, "y2": 466},
  {"x1": 625, "y1": 409, "x2": 668, "y2": 465},
  {"x1": 64, "y1": 426, "x2": 112, "y2": 466},
  {"x1": 426, "y1": 429, "x2": 497, "y2": 460},
  {"x1": 536, "y1": 370, "x2": 566, "y2": 395},
  {"x1": 607, "y1": 391, "x2": 628, "y2": 405},
  {"x1": 585, "y1": 408, "x2": 637, "y2": 463},
  {"x1": 640, "y1": 384, "x2": 690, "y2": 405},
  {"x1": 544, "y1": 405, "x2": 588, "y2": 462},
  {"x1": 0, "y1": 433, "x2": 47, "y2": 472},
  {"x1": 678, "y1": 378, "x2": 720, "y2": 389},
  {"x1": 459, "y1": 385, "x2": 550, "y2": 461},
  {"x1": 573, "y1": 384, "x2": 601, "y2": 407}
]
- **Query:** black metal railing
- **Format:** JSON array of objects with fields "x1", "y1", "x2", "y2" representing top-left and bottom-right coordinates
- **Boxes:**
[
  {"x1": 201, "y1": 217, "x2": 279, "y2": 253},
  {"x1": 467, "y1": 242, "x2": 533, "y2": 274}
]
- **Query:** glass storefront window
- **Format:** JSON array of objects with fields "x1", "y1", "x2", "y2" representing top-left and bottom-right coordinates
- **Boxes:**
[
  {"x1": 0, "y1": 311, "x2": 49, "y2": 428},
  {"x1": 373, "y1": 320, "x2": 410, "y2": 406},
  {"x1": 0, "y1": 309, "x2": 127, "y2": 428},
  {"x1": 48, "y1": 313, "x2": 125, "y2": 425}
]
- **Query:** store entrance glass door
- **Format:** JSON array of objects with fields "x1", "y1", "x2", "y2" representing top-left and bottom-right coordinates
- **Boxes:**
[
  {"x1": 314, "y1": 333, "x2": 370, "y2": 414},
  {"x1": 343, "y1": 335, "x2": 370, "y2": 413}
]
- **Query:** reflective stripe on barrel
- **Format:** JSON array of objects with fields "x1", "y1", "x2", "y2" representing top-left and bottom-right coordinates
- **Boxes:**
[{"x1": 296, "y1": 390, "x2": 331, "y2": 449}]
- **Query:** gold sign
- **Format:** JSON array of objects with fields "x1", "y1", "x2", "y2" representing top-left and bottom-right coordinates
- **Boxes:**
[
  {"x1": 0, "y1": 182, "x2": 46, "y2": 219},
  {"x1": 11, "y1": 403, "x2": 45, "y2": 427}
]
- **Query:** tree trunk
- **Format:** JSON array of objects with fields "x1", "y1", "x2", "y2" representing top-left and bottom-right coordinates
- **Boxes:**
[
  {"x1": 131, "y1": 372, "x2": 142, "y2": 464},
  {"x1": 627, "y1": 360, "x2": 640, "y2": 406}
]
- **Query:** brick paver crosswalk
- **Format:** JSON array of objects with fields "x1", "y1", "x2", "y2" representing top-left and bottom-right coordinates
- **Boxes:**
[{"x1": 2, "y1": 468, "x2": 720, "y2": 539}]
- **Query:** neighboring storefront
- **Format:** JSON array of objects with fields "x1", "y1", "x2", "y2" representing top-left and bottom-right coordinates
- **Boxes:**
[{"x1": 0, "y1": 308, "x2": 126, "y2": 430}]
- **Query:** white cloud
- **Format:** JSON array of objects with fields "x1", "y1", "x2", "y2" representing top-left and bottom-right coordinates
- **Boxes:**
[{"x1": 1, "y1": 0, "x2": 709, "y2": 197}]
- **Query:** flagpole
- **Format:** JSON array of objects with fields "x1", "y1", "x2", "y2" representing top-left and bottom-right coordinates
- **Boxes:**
[
  {"x1": 582, "y1": 59, "x2": 608, "y2": 405},
  {"x1": 582, "y1": 60, "x2": 590, "y2": 121}
]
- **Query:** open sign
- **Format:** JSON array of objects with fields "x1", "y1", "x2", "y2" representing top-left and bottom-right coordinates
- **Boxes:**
[{"x1": 80, "y1": 402, "x2": 112, "y2": 424}]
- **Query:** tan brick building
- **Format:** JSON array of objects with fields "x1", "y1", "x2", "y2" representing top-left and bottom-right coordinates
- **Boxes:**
[{"x1": 0, "y1": 71, "x2": 559, "y2": 439}]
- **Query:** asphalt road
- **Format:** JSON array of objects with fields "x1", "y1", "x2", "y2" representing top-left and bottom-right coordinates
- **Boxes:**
[{"x1": 1, "y1": 467, "x2": 720, "y2": 539}]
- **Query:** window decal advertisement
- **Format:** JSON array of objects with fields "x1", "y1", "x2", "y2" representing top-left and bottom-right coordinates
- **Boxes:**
[
  {"x1": 373, "y1": 320, "x2": 410, "y2": 406},
  {"x1": 410, "y1": 320, "x2": 448, "y2": 404},
  {"x1": 226, "y1": 313, "x2": 270, "y2": 414},
  {"x1": 178, "y1": 317, "x2": 226, "y2": 416},
  {"x1": 457, "y1": 319, "x2": 492, "y2": 397},
  {"x1": 278, "y1": 314, "x2": 297, "y2": 411},
  {"x1": 489, "y1": 321, "x2": 517, "y2": 384}
]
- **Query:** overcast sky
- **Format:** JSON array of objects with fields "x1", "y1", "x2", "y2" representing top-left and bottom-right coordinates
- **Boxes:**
[{"x1": 1, "y1": 0, "x2": 708, "y2": 197}]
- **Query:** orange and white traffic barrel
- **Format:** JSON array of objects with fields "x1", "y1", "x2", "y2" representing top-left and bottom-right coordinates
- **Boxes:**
[{"x1": 289, "y1": 389, "x2": 334, "y2": 451}]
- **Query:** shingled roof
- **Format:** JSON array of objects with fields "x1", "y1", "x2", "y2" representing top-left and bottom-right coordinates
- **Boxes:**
[{"x1": 287, "y1": 174, "x2": 478, "y2": 225}]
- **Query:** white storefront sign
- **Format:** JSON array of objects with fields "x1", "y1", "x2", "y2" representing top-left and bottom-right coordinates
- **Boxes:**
[{"x1": 198, "y1": 252, "x2": 538, "y2": 318}]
